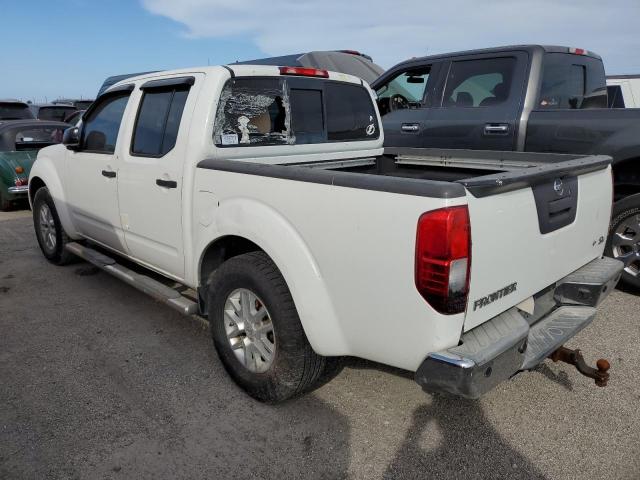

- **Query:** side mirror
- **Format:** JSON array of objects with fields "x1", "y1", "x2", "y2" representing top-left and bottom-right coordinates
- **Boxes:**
[{"x1": 63, "y1": 127, "x2": 80, "y2": 150}]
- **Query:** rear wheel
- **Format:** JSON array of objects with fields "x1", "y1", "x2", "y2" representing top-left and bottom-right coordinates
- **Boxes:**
[
  {"x1": 606, "y1": 193, "x2": 640, "y2": 290},
  {"x1": 33, "y1": 187, "x2": 75, "y2": 265},
  {"x1": 207, "y1": 251, "x2": 330, "y2": 402}
]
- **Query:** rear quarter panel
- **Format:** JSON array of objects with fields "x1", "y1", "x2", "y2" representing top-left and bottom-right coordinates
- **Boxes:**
[{"x1": 193, "y1": 167, "x2": 467, "y2": 371}]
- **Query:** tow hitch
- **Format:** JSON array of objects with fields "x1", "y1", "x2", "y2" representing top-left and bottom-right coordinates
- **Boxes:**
[{"x1": 549, "y1": 346, "x2": 610, "y2": 387}]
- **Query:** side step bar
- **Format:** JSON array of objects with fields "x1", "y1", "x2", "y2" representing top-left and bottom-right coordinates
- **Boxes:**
[{"x1": 65, "y1": 242, "x2": 199, "y2": 316}]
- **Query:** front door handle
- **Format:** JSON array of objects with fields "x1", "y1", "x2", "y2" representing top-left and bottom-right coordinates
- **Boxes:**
[
  {"x1": 484, "y1": 123, "x2": 510, "y2": 135},
  {"x1": 156, "y1": 179, "x2": 177, "y2": 189},
  {"x1": 101, "y1": 170, "x2": 116, "y2": 178}
]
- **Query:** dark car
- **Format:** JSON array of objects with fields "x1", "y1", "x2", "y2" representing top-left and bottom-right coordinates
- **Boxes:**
[
  {"x1": 96, "y1": 50, "x2": 384, "y2": 96},
  {"x1": 233, "y1": 50, "x2": 384, "y2": 84},
  {"x1": 53, "y1": 98, "x2": 95, "y2": 110},
  {"x1": 372, "y1": 44, "x2": 640, "y2": 289},
  {"x1": 29, "y1": 103, "x2": 78, "y2": 122},
  {"x1": 0, "y1": 100, "x2": 34, "y2": 120},
  {"x1": 0, "y1": 120, "x2": 67, "y2": 209}
]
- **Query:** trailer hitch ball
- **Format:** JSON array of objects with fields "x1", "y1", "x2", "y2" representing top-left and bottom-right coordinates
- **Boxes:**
[{"x1": 549, "y1": 346, "x2": 610, "y2": 387}]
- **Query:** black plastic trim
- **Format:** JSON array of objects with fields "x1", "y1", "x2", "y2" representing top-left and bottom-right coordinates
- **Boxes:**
[
  {"x1": 196, "y1": 158, "x2": 466, "y2": 198},
  {"x1": 221, "y1": 65, "x2": 235, "y2": 78},
  {"x1": 140, "y1": 76, "x2": 195, "y2": 90},
  {"x1": 458, "y1": 155, "x2": 611, "y2": 198}
]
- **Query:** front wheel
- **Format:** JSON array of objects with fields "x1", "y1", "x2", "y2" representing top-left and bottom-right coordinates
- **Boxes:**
[
  {"x1": 605, "y1": 193, "x2": 640, "y2": 290},
  {"x1": 207, "y1": 251, "x2": 330, "y2": 402},
  {"x1": 33, "y1": 187, "x2": 75, "y2": 265}
]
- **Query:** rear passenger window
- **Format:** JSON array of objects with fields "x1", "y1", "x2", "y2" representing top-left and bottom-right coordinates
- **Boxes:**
[
  {"x1": 443, "y1": 57, "x2": 516, "y2": 108},
  {"x1": 131, "y1": 86, "x2": 190, "y2": 156},
  {"x1": 607, "y1": 85, "x2": 625, "y2": 108},
  {"x1": 325, "y1": 83, "x2": 378, "y2": 141},
  {"x1": 538, "y1": 54, "x2": 607, "y2": 109}
]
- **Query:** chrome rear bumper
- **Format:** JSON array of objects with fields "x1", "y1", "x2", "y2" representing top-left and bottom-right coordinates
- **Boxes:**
[{"x1": 415, "y1": 257, "x2": 623, "y2": 399}]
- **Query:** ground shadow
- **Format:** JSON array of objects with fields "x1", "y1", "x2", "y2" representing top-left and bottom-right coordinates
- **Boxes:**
[{"x1": 383, "y1": 395, "x2": 549, "y2": 480}]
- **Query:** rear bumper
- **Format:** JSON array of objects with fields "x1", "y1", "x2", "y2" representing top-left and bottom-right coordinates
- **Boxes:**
[
  {"x1": 415, "y1": 256, "x2": 623, "y2": 399},
  {"x1": 7, "y1": 185, "x2": 28, "y2": 197}
]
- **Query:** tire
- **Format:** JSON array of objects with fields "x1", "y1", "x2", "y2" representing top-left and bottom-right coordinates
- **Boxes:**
[
  {"x1": 207, "y1": 251, "x2": 329, "y2": 402},
  {"x1": 32, "y1": 187, "x2": 75, "y2": 265},
  {"x1": 605, "y1": 193, "x2": 640, "y2": 290}
]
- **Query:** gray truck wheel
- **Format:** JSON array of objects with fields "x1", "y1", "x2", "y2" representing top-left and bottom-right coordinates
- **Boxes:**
[
  {"x1": 606, "y1": 193, "x2": 640, "y2": 290},
  {"x1": 33, "y1": 187, "x2": 75, "y2": 265},
  {"x1": 207, "y1": 251, "x2": 329, "y2": 402}
]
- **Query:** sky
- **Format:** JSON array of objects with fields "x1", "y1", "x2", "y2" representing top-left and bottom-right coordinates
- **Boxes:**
[{"x1": 1, "y1": 0, "x2": 639, "y2": 102}]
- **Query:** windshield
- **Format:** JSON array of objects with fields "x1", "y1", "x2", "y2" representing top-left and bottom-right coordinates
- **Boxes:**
[
  {"x1": 0, "y1": 103, "x2": 34, "y2": 120},
  {"x1": 38, "y1": 106, "x2": 77, "y2": 122},
  {"x1": 13, "y1": 126, "x2": 65, "y2": 150}
]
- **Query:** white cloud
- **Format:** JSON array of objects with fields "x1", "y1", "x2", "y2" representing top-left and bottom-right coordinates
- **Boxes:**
[{"x1": 141, "y1": 0, "x2": 640, "y2": 72}]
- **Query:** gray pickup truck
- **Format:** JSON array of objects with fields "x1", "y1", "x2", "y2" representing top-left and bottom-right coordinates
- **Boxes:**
[{"x1": 372, "y1": 45, "x2": 640, "y2": 289}]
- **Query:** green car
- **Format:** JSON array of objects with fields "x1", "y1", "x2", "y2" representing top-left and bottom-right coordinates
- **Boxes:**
[{"x1": 0, "y1": 120, "x2": 68, "y2": 210}]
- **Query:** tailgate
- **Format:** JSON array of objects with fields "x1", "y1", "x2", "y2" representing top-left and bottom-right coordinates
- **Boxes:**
[{"x1": 462, "y1": 155, "x2": 612, "y2": 331}]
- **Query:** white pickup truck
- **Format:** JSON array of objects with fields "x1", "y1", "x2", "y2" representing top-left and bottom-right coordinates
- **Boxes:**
[{"x1": 29, "y1": 65, "x2": 623, "y2": 402}]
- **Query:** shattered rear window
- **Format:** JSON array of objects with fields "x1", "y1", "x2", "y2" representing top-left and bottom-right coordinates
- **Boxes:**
[{"x1": 213, "y1": 78, "x2": 293, "y2": 147}]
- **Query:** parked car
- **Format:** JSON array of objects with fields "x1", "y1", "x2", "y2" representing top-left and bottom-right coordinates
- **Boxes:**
[
  {"x1": 53, "y1": 98, "x2": 95, "y2": 110},
  {"x1": 371, "y1": 45, "x2": 640, "y2": 289},
  {"x1": 233, "y1": 50, "x2": 384, "y2": 84},
  {"x1": 63, "y1": 109, "x2": 85, "y2": 126},
  {"x1": 0, "y1": 100, "x2": 34, "y2": 120},
  {"x1": 96, "y1": 49, "x2": 384, "y2": 95},
  {"x1": 0, "y1": 119, "x2": 67, "y2": 210},
  {"x1": 29, "y1": 103, "x2": 78, "y2": 122},
  {"x1": 607, "y1": 75, "x2": 640, "y2": 108},
  {"x1": 29, "y1": 65, "x2": 621, "y2": 402}
]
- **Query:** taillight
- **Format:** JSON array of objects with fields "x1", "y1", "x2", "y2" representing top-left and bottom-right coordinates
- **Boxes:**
[
  {"x1": 278, "y1": 66, "x2": 329, "y2": 78},
  {"x1": 415, "y1": 206, "x2": 471, "y2": 314},
  {"x1": 14, "y1": 178, "x2": 28, "y2": 186}
]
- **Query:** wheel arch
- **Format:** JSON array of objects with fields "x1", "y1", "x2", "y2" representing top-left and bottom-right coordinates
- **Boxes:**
[
  {"x1": 196, "y1": 199, "x2": 349, "y2": 356},
  {"x1": 611, "y1": 156, "x2": 640, "y2": 200}
]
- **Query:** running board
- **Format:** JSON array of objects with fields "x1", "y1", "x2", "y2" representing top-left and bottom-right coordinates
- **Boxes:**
[{"x1": 65, "y1": 242, "x2": 199, "y2": 316}]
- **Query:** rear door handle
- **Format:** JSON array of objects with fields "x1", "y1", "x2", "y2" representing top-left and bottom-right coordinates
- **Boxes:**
[
  {"x1": 401, "y1": 123, "x2": 420, "y2": 132},
  {"x1": 156, "y1": 179, "x2": 177, "y2": 189},
  {"x1": 484, "y1": 123, "x2": 510, "y2": 135},
  {"x1": 101, "y1": 170, "x2": 116, "y2": 178}
]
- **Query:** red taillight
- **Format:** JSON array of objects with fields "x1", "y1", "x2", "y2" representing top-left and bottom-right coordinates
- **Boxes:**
[
  {"x1": 415, "y1": 206, "x2": 471, "y2": 314},
  {"x1": 14, "y1": 177, "x2": 28, "y2": 186},
  {"x1": 278, "y1": 66, "x2": 329, "y2": 78},
  {"x1": 570, "y1": 47, "x2": 586, "y2": 55}
]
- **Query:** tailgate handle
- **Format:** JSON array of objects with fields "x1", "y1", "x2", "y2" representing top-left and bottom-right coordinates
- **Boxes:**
[
  {"x1": 101, "y1": 170, "x2": 116, "y2": 178},
  {"x1": 484, "y1": 123, "x2": 510, "y2": 135},
  {"x1": 401, "y1": 123, "x2": 420, "y2": 133}
]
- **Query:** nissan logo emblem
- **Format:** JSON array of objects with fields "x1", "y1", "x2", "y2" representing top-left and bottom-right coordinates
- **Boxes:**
[{"x1": 553, "y1": 178, "x2": 564, "y2": 196}]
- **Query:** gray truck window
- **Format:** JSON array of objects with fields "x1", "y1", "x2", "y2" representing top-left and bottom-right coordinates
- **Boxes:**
[
  {"x1": 214, "y1": 78, "x2": 291, "y2": 147},
  {"x1": 81, "y1": 94, "x2": 130, "y2": 153},
  {"x1": 325, "y1": 83, "x2": 379, "y2": 141},
  {"x1": 607, "y1": 85, "x2": 625, "y2": 108},
  {"x1": 132, "y1": 88, "x2": 189, "y2": 156},
  {"x1": 375, "y1": 67, "x2": 431, "y2": 115},
  {"x1": 538, "y1": 54, "x2": 607, "y2": 109},
  {"x1": 443, "y1": 57, "x2": 516, "y2": 108}
]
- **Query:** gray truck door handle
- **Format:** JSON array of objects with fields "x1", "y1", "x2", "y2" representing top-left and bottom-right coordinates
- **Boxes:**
[
  {"x1": 101, "y1": 170, "x2": 116, "y2": 178},
  {"x1": 401, "y1": 123, "x2": 420, "y2": 132},
  {"x1": 484, "y1": 123, "x2": 510, "y2": 135}
]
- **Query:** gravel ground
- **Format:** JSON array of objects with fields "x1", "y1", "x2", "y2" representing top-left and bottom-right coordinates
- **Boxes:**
[{"x1": 1, "y1": 210, "x2": 639, "y2": 480}]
